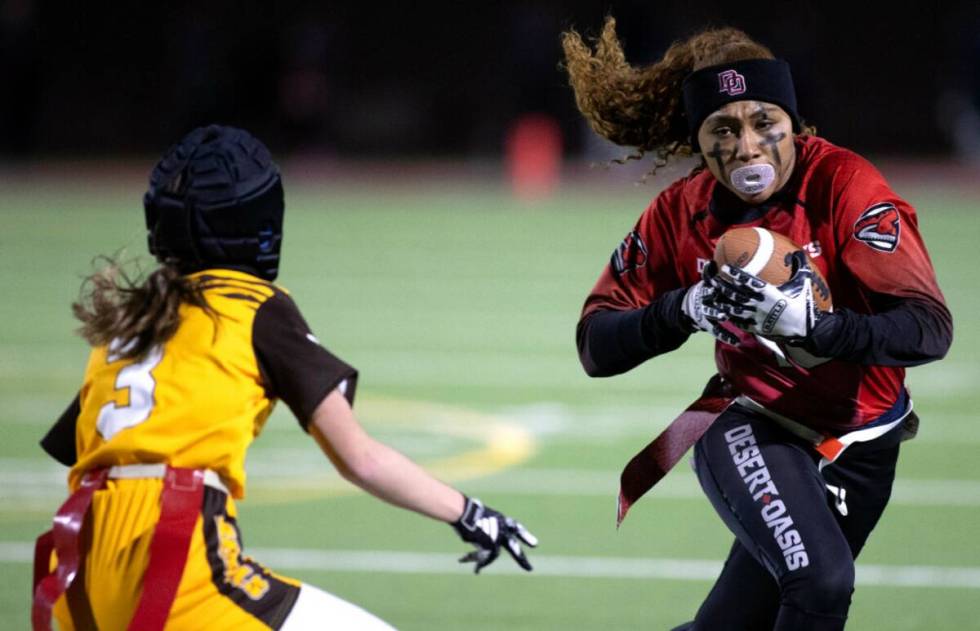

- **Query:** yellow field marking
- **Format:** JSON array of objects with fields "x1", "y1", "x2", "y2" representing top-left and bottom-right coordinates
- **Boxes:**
[{"x1": 242, "y1": 395, "x2": 536, "y2": 506}]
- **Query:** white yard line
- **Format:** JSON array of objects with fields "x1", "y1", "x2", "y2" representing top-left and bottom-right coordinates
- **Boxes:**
[{"x1": 3, "y1": 542, "x2": 979, "y2": 589}]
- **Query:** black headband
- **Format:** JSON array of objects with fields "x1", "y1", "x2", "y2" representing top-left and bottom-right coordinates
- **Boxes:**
[{"x1": 682, "y1": 58, "x2": 801, "y2": 152}]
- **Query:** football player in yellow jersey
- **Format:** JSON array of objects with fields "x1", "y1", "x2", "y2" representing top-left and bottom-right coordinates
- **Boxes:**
[{"x1": 33, "y1": 125, "x2": 537, "y2": 631}]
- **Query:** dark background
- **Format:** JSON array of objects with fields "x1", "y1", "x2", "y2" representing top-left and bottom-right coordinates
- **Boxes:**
[{"x1": 2, "y1": 1, "x2": 980, "y2": 159}]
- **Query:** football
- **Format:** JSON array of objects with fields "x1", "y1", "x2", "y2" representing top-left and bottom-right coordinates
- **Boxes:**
[{"x1": 713, "y1": 227, "x2": 832, "y2": 311}]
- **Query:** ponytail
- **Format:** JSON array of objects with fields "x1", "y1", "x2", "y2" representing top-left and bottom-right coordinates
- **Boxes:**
[{"x1": 72, "y1": 258, "x2": 214, "y2": 361}]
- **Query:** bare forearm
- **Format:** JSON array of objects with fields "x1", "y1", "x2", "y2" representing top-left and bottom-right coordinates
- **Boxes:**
[
  {"x1": 309, "y1": 389, "x2": 537, "y2": 574},
  {"x1": 309, "y1": 389, "x2": 464, "y2": 523},
  {"x1": 341, "y1": 437, "x2": 465, "y2": 522}
]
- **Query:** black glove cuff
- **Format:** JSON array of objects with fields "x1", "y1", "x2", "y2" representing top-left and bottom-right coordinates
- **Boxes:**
[{"x1": 452, "y1": 495, "x2": 482, "y2": 537}]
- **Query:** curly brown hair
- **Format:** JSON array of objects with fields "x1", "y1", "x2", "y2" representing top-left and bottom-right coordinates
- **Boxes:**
[
  {"x1": 562, "y1": 17, "x2": 810, "y2": 168},
  {"x1": 72, "y1": 258, "x2": 216, "y2": 361}
]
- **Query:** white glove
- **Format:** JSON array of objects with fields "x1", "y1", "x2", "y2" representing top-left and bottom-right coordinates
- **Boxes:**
[
  {"x1": 710, "y1": 252, "x2": 824, "y2": 342},
  {"x1": 681, "y1": 279, "x2": 739, "y2": 346}
]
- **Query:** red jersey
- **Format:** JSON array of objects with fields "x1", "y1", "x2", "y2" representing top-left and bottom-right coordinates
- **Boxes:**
[{"x1": 582, "y1": 136, "x2": 948, "y2": 433}]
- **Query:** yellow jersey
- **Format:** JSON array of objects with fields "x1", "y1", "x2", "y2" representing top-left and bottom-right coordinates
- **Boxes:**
[{"x1": 43, "y1": 269, "x2": 357, "y2": 498}]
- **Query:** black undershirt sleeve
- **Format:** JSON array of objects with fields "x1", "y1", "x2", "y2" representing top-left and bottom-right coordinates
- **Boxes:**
[
  {"x1": 40, "y1": 394, "x2": 80, "y2": 466},
  {"x1": 577, "y1": 287, "x2": 692, "y2": 377},
  {"x1": 804, "y1": 296, "x2": 952, "y2": 366},
  {"x1": 253, "y1": 291, "x2": 358, "y2": 430}
]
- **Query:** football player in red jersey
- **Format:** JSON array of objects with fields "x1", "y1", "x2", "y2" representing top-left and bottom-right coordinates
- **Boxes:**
[
  {"x1": 33, "y1": 125, "x2": 536, "y2": 631},
  {"x1": 563, "y1": 19, "x2": 951, "y2": 631}
]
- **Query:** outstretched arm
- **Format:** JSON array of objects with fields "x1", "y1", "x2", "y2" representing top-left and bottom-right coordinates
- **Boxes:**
[
  {"x1": 253, "y1": 291, "x2": 536, "y2": 571},
  {"x1": 309, "y1": 388, "x2": 465, "y2": 521},
  {"x1": 308, "y1": 388, "x2": 537, "y2": 572}
]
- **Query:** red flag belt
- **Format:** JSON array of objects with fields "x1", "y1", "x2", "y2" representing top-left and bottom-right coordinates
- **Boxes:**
[
  {"x1": 32, "y1": 466, "x2": 206, "y2": 631},
  {"x1": 615, "y1": 375, "x2": 909, "y2": 526},
  {"x1": 617, "y1": 376, "x2": 734, "y2": 526}
]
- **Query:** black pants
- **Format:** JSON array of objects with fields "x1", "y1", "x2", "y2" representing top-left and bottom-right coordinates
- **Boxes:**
[{"x1": 686, "y1": 404, "x2": 901, "y2": 631}]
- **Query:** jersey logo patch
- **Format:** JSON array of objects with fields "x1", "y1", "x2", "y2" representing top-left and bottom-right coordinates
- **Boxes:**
[
  {"x1": 853, "y1": 203, "x2": 900, "y2": 253},
  {"x1": 611, "y1": 230, "x2": 648, "y2": 276}
]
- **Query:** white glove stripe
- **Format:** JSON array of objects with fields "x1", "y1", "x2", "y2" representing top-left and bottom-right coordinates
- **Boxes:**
[{"x1": 477, "y1": 516, "x2": 498, "y2": 542}]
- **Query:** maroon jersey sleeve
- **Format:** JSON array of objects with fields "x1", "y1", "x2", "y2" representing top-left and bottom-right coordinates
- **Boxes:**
[
  {"x1": 834, "y1": 155, "x2": 947, "y2": 308},
  {"x1": 582, "y1": 186, "x2": 687, "y2": 319},
  {"x1": 576, "y1": 184, "x2": 696, "y2": 376},
  {"x1": 803, "y1": 154, "x2": 953, "y2": 365}
]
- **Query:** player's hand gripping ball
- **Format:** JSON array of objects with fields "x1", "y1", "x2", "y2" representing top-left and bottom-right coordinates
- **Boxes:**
[
  {"x1": 707, "y1": 227, "x2": 832, "y2": 343},
  {"x1": 712, "y1": 227, "x2": 832, "y2": 307},
  {"x1": 452, "y1": 496, "x2": 538, "y2": 574},
  {"x1": 681, "y1": 279, "x2": 740, "y2": 346}
]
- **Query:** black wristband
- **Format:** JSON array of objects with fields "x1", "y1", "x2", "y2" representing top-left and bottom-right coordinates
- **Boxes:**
[{"x1": 640, "y1": 286, "x2": 693, "y2": 343}]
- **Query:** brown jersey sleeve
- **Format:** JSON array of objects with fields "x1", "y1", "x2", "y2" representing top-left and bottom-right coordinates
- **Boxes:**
[
  {"x1": 40, "y1": 394, "x2": 81, "y2": 466},
  {"x1": 253, "y1": 291, "x2": 358, "y2": 430}
]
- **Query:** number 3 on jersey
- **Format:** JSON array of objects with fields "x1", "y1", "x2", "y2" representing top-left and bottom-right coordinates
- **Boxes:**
[{"x1": 96, "y1": 342, "x2": 163, "y2": 440}]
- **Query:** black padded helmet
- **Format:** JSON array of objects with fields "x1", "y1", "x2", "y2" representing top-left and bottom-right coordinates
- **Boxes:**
[{"x1": 144, "y1": 124, "x2": 285, "y2": 280}]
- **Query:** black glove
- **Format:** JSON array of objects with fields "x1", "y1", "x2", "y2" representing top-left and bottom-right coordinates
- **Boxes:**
[{"x1": 451, "y1": 496, "x2": 538, "y2": 574}]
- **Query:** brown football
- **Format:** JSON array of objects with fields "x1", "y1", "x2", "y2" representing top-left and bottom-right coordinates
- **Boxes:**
[{"x1": 713, "y1": 227, "x2": 832, "y2": 310}]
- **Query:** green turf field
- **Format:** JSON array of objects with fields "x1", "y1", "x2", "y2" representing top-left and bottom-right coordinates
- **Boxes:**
[{"x1": 1, "y1": 167, "x2": 978, "y2": 629}]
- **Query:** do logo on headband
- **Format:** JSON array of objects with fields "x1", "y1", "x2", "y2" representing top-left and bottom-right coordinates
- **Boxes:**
[{"x1": 718, "y1": 70, "x2": 746, "y2": 96}]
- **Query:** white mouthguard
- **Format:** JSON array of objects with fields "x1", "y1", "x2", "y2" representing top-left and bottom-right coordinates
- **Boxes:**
[{"x1": 730, "y1": 164, "x2": 776, "y2": 195}]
